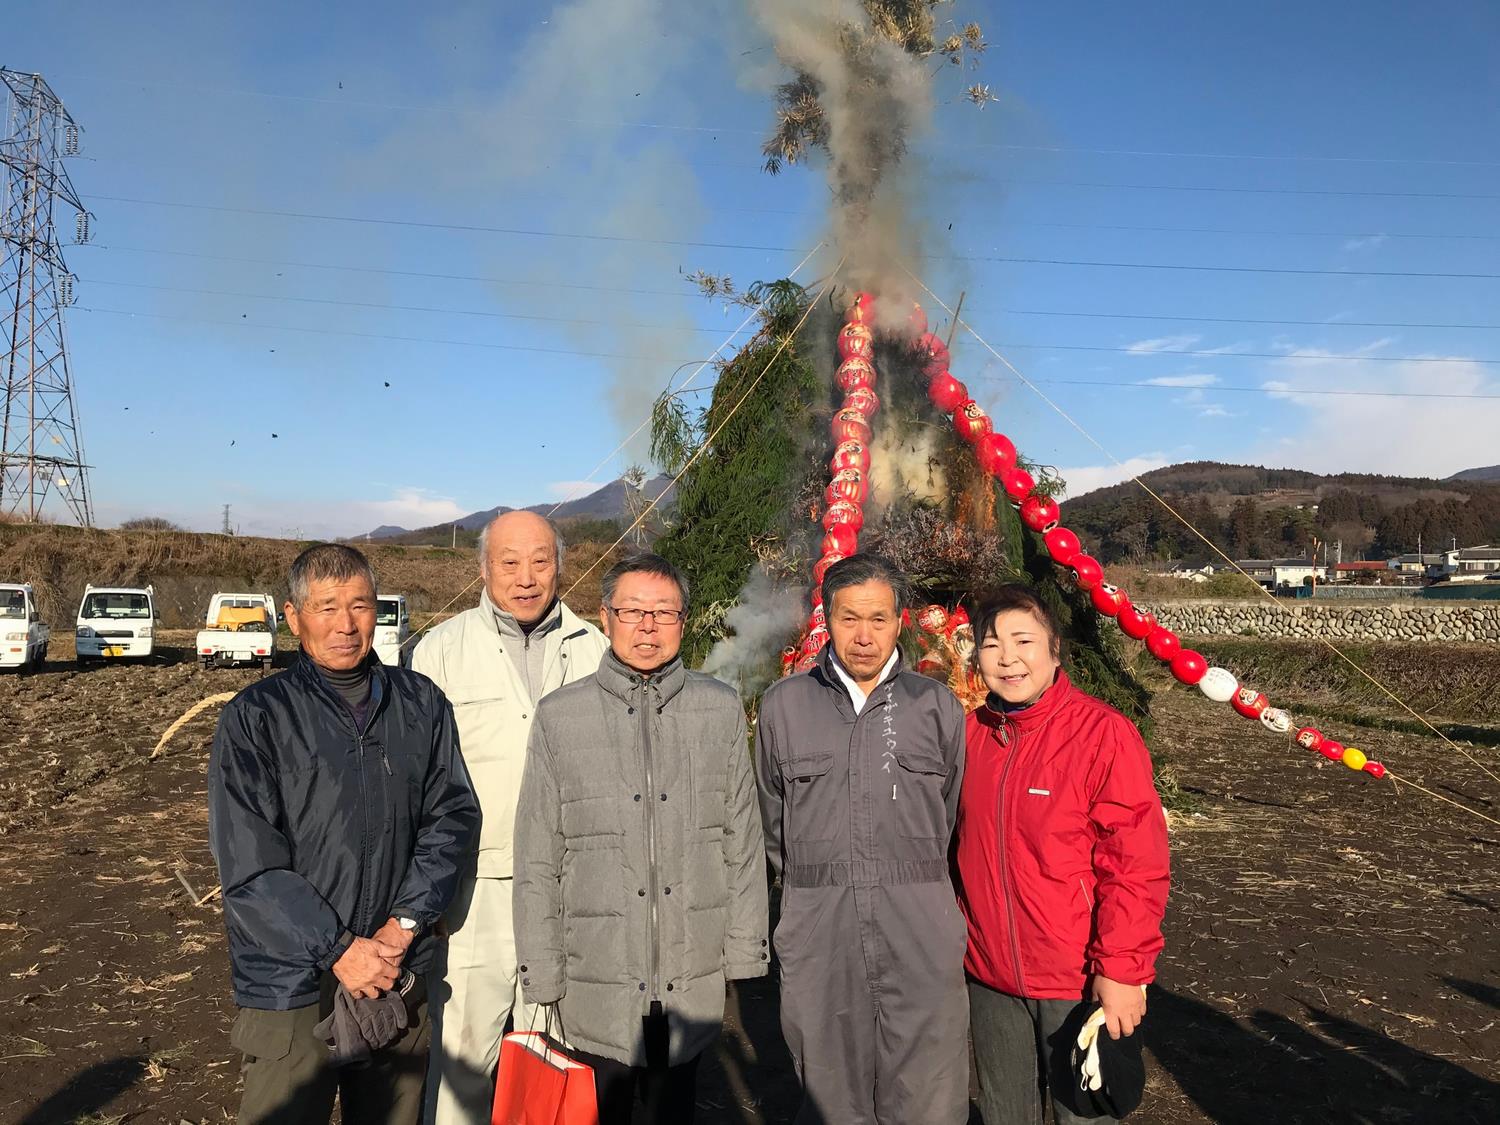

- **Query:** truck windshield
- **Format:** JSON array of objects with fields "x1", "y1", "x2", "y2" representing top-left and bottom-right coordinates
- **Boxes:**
[
  {"x1": 376, "y1": 600, "x2": 400, "y2": 627},
  {"x1": 82, "y1": 593, "x2": 151, "y2": 619},
  {"x1": 1, "y1": 592, "x2": 24, "y2": 619}
]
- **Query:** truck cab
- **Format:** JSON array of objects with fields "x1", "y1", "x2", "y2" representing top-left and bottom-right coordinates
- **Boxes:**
[
  {"x1": 75, "y1": 584, "x2": 156, "y2": 664},
  {"x1": 375, "y1": 593, "x2": 411, "y2": 666},
  {"x1": 0, "y1": 583, "x2": 49, "y2": 672},
  {"x1": 197, "y1": 592, "x2": 278, "y2": 670}
]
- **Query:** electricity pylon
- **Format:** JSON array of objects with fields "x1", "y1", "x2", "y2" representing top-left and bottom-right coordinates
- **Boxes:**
[{"x1": 1, "y1": 68, "x2": 93, "y2": 525}]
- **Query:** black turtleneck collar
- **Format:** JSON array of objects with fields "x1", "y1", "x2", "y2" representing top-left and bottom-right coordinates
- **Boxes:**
[{"x1": 315, "y1": 657, "x2": 373, "y2": 716}]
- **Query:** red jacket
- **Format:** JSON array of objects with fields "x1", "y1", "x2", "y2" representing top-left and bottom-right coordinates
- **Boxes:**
[{"x1": 955, "y1": 671, "x2": 1169, "y2": 999}]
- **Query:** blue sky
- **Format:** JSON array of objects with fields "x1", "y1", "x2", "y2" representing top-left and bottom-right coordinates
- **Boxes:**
[{"x1": 7, "y1": 1, "x2": 1499, "y2": 536}]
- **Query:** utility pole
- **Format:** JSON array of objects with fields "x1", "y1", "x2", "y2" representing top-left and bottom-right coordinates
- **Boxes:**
[{"x1": 0, "y1": 69, "x2": 93, "y2": 525}]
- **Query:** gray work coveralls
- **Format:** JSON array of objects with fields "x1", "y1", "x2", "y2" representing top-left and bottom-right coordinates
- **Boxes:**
[{"x1": 756, "y1": 646, "x2": 969, "y2": 1125}]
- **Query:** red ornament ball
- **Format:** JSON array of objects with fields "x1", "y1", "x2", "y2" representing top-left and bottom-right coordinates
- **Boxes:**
[
  {"x1": 946, "y1": 605, "x2": 970, "y2": 634},
  {"x1": 835, "y1": 357, "x2": 876, "y2": 393},
  {"x1": 1145, "y1": 626, "x2": 1181, "y2": 662},
  {"x1": 837, "y1": 323, "x2": 874, "y2": 361},
  {"x1": 812, "y1": 553, "x2": 846, "y2": 586},
  {"x1": 1001, "y1": 467, "x2": 1036, "y2": 504},
  {"x1": 916, "y1": 604, "x2": 949, "y2": 634},
  {"x1": 1020, "y1": 495, "x2": 1061, "y2": 533},
  {"x1": 927, "y1": 371, "x2": 968, "y2": 414},
  {"x1": 822, "y1": 499, "x2": 864, "y2": 533},
  {"x1": 844, "y1": 386, "x2": 881, "y2": 418},
  {"x1": 1318, "y1": 739, "x2": 1346, "y2": 762},
  {"x1": 1043, "y1": 526, "x2": 1082, "y2": 566},
  {"x1": 825, "y1": 468, "x2": 867, "y2": 506},
  {"x1": 915, "y1": 331, "x2": 950, "y2": 372},
  {"x1": 795, "y1": 652, "x2": 818, "y2": 673},
  {"x1": 831, "y1": 442, "x2": 870, "y2": 476},
  {"x1": 848, "y1": 292, "x2": 876, "y2": 324},
  {"x1": 1072, "y1": 555, "x2": 1104, "y2": 590},
  {"x1": 1170, "y1": 648, "x2": 1208, "y2": 685},
  {"x1": 821, "y1": 524, "x2": 858, "y2": 557},
  {"x1": 1090, "y1": 582, "x2": 1129, "y2": 618},
  {"x1": 1362, "y1": 761, "x2": 1388, "y2": 779},
  {"x1": 1117, "y1": 605, "x2": 1157, "y2": 640},
  {"x1": 1231, "y1": 688, "x2": 1269, "y2": 719},
  {"x1": 954, "y1": 400, "x2": 993, "y2": 443},
  {"x1": 1294, "y1": 727, "x2": 1324, "y2": 752},
  {"x1": 974, "y1": 432, "x2": 1018, "y2": 476},
  {"x1": 831, "y1": 409, "x2": 872, "y2": 445}
]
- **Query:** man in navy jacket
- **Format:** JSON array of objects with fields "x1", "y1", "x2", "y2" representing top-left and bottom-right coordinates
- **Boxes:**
[{"x1": 209, "y1": 544, "x2": 478, "y2": 1125}]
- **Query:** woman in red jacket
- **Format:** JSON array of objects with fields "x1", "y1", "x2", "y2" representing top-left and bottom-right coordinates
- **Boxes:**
[{"x1": 954, "y1": 584, "x2": 1169, "y2": 1124}]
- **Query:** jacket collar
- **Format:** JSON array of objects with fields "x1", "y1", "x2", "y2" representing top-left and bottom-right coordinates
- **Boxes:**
[
  {"x1": 812, "y1": 642, "x2": 905, "y2": 706},
  {"x1": 292, "y1": 650, "x2": 389, "y2": 727},
  {"x1": 595, "y1": 649, "x2": 687, "y2": 707},
  {"x1": 478, "y1": 589, "x2": 593, "y2": 645},
  {"x1": 973, "y1": 667, "x2": 1074, "y2": 734}
]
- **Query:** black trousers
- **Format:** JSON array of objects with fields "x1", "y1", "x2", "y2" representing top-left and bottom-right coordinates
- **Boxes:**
[{"x1": 572, "y1": 1003, "x2": 701, "y2": 1125}]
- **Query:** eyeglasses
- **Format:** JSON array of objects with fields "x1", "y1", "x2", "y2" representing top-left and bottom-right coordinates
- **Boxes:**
[{"x1": 606, "y1": 605, "x2": 686, "y2": 626}]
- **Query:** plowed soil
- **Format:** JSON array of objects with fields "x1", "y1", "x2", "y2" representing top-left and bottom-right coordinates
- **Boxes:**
[{"x1": 1, "y1": 638, "x2": 1497, "y2": 1124}]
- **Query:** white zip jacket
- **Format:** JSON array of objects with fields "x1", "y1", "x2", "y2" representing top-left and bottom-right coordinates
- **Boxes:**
[{"x1": 412, "y1": 591, "x2": 609, "y2": 878}]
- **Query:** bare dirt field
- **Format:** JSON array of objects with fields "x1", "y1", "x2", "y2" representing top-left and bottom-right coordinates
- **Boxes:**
[{"x1": 1, "y1": 637, "x2": 1497, "y2": 1124}]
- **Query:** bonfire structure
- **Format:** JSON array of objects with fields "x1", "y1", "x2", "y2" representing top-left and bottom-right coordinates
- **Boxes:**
[{"x1": 654, "y1": 0, "x2": 1385, "y2": 782}]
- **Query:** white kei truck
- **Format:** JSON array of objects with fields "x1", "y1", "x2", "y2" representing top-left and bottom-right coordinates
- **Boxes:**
[
  {"x1": 196, "y1": 592, "x2": 278, "y2": 670},
  {"x1": 374, "y1": 593, "x2": 411, "y2": 666},
  {"x1": 75, "y1": 584, "x2": 157, "y2": 664},
  {"x1": 0, "y1": 583, "x2": 49, "y2": 672}
]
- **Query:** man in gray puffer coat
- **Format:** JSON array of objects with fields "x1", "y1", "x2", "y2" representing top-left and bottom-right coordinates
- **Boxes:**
[
  {"x1": 757, "y1": 554, "x2": 969, "y2": 1125},
  {"x1": 514, "y1": 553, "x2": 768, "y2": 1125}
]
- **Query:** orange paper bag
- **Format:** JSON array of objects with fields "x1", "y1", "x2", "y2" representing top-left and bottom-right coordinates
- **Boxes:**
[{"x1": 491, "y1": 1030, "x2": 598, "y2": 1125}]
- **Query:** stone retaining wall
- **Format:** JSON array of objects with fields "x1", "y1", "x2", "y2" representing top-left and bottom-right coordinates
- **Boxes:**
[{"x1": 1148, "y1": 600, "x2": 1500, "y2": 643}]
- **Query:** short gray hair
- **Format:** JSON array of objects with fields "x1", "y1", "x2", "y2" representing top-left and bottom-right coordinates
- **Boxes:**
[
  {"x1": 601, "y1": 553, "x2": 690, "y2": 608},
  {"x1": 821, "y1": 554, "x2": 909, "y2": 613},
  {"x1": 289, "y1": 543, "x2": 377, "y2": 608},
  {"x1": 477, "y1": 515, "x2": 567, "y2": 571}
]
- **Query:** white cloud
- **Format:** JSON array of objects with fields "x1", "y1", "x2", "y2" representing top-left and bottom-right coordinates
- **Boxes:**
[
  {"x1": 1341, "y1": 233, "x2": 1388, "y2": 252},
  {"x1": 1055, "y1": 454, "x2": 1170, "y2": 499},
  {"x1": 1252, "y1": 350, "x2": 1500, "y2": 477},
  {"x1": 1144, "y1": 373, "x2": 1220, "y2": 388},
  {"x1": 353, "y1": 488, "x2": 469, "y2": 530},
  {"x1": 1125, "y1": 334, "x2": 1201, "y2": 355},
  {"x1": 1197, "y1": 404, "x2": 1234, "y2": 418}
]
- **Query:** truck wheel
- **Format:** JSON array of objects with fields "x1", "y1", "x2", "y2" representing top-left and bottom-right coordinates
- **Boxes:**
[{"x1": 38, "y1": 645, "x2": 47, "y2": 667}]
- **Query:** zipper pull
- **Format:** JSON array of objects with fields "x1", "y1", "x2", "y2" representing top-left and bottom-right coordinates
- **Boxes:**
[{"x1": 379, "y1": 746, "x2": 392, "y2": 775}]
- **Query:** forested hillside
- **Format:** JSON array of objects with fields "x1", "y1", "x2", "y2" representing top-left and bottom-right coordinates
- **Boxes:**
[{"x1": 1061, "y1": 462, "x2": 1500, "y2": 563}]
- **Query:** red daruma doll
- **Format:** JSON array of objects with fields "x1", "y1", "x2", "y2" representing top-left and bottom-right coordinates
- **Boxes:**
[{"x1": 954, "y1": 584, "x2": 1168, "y2": 1124}]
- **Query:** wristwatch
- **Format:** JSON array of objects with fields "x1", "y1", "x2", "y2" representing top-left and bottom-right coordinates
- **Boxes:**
[{"x1": 397, "y1": 916, "x2": 419, "y2": 933}]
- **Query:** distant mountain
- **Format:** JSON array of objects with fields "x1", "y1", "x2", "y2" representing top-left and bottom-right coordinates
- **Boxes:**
[
  {"x1": 1449, "y1": 465, "x2": 1500, "y2": 482},
  {"x1": 1060, "y1": 461, "x2": 1500, "y2": 564},
  {"x1": 363, "y1": 475, "x2": 676, "y2": 542}
]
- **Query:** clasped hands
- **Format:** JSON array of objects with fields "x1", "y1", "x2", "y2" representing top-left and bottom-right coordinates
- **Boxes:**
[{"x1": 332, "y1": 917, "x2": 414, "y2": 1000}]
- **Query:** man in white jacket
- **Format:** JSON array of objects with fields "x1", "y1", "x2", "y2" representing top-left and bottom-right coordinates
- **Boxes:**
[{"x1": 414, "y1": 510, "x2": 609, "y2": 1124}]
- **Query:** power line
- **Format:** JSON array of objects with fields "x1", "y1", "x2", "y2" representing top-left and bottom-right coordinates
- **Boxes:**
[
  {"x1": 78, "y1": 277, "x2": 1500, "y2": 352},
  {"x1": 70, "y1": 304, "x2": 1500, "y2": 391},
  {"x1": 81, "y1": 278, "x2": 757, "y2": 338},
  {"x1": 53, "y1": 71, "x2": 1500, "y2": 169},
  {"x1": 90, "y1": 194, "x2": 796, "y2": 254},
  {"x1": 79, "y1": 246, "x2": 1500, "y2": 333},
  {"x1": 988, "y1": 342, "x2": 1500, "y2": 366},
  {"x1": 969, "y1": 374, "x2": 1500, "y2": 401},
  {"x1": 85, "y1": 196, "x2": 1500, "y2": 279}
]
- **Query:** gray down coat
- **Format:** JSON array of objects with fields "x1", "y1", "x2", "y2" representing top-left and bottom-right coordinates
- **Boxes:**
[{"x1": 513, "y1": 652, "x2": 769, "y2": 1066}]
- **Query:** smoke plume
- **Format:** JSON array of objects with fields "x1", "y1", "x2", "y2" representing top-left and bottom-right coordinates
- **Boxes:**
[{"x1": 702, "y1": 565, "x2": 809, "y2": 695}]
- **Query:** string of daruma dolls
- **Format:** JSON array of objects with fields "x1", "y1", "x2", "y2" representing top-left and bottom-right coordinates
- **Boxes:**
[{"x1": 784, "y1": 291, "x2": 1386, "y2": 783}]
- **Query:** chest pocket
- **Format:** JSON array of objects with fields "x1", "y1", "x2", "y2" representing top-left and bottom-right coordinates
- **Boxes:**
[
  {"x1": 441, "y1": 679, "x2": 506, "y2": 707},
  {"x1": 892, "y1": 750, "x2": 950, "y2": 852}
]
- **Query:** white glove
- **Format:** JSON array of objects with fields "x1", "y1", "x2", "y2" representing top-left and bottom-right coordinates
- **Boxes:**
[{"x1": 1075, "y1": 1006, "x2": 1109, "y2": 1092}]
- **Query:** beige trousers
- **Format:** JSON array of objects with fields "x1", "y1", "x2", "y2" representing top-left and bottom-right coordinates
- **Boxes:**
[{"x1": 424, "y1": 875, "x2": 539, "y2": 1125}]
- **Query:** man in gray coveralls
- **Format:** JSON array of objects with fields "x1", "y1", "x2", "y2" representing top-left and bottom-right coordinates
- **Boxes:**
[{"x1": 756, "y1": 554, "x2": 969, "y2": 1124}]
